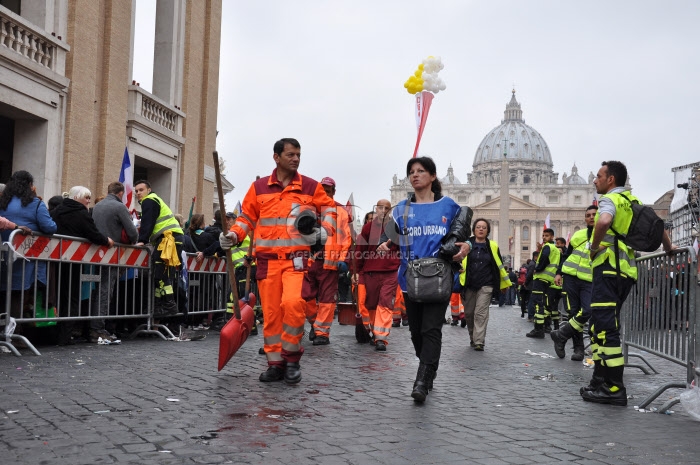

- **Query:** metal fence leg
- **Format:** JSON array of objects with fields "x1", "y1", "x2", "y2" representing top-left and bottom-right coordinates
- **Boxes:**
[{"x1": 636, "y1": 382, "x2": 687, "y2": 410}]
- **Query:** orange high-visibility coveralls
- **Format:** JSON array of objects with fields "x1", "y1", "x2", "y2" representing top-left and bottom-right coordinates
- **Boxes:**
[
  {"x1": 450, "y1": 292, "x2": 464, "y2": 322},
  {"x1": 230, "y1": 169, "x2": 336, "y2": 367},
  {"x1": 303, "y1": 202, "x2": 351, "y2": 338}
]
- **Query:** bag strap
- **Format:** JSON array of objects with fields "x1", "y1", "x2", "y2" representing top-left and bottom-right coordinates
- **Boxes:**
[{"x1": 402, "y1": 193, "x2": 412, "y2": 261}]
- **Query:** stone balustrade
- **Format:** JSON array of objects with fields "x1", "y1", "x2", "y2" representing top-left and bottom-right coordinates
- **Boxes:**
[
  {"x1": 128, "y1": 85, "x2": 184, "y2": 137},
  {"x1": 0, "y1": 8, "x2": 67, "y2": 73}
]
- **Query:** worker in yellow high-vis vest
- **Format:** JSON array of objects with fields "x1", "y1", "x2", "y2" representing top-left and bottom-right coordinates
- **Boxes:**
[
  {"x1": 581, "y1": 161, "x2": 674, "y2": 407},
  {"x1": 550, "y1": 205, "x2": 597, "y2": 361},
  {"x1": 525, "y1": 228, "x2": 560, "y2": 339},
  {"x1": 134, "y1": 180, "x2": 184, "y2": 318}
]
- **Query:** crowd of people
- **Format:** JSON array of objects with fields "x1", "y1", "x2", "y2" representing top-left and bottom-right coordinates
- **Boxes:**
[{"x1": 0, "y1": 148, "x2": 677, "y2": 407}]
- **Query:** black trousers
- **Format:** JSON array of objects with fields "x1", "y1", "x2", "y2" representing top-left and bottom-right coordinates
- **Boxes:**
[{"x1": 405, "y1": 292, "x2": 449, "y2": 371}]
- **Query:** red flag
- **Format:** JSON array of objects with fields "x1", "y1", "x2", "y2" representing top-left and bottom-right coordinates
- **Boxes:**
[
  {"x1": 543, "y1": 213, "x2": 551, "y2": 230},
  {"x1": 412, "y1": 91, "x2": 434, "y2": 158},
  {"x1": 592, "y1": 194, "x2": 598, "y2": 207}
]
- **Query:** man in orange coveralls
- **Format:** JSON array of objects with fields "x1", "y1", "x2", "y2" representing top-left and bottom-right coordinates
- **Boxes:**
[
  {"x1": 353, "y1": 199, "x2": 401, "y2": 351},
  {"x1": 220, "y1": 138, "x2": 336, "y2": 384},
  {"x1": 303, "y1": 176, "x2": 352, "y2": 346}
]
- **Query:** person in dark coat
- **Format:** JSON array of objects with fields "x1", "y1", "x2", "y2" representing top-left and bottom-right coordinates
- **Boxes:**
[{"x1": 53, "y1": 186, "x2": 113, "y2": 345}]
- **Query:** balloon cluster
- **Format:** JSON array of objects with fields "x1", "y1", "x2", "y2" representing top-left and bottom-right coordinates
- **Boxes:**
[{"x1": 403, "y1": 56, "x2": 447, "y2": 94}]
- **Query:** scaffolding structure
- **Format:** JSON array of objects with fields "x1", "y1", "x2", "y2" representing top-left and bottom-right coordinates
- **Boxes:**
[{"x1": 670, "y1": 162, "x2": 700, "y2": 247}]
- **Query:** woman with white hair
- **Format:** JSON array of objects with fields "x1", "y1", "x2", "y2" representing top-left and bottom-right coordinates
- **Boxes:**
[{"x1": 52, "y1": 186, "x2": 113, "y2": 345}]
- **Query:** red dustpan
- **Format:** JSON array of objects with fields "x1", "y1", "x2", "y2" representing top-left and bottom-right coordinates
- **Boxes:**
[
  {"x1": 213, "y1": 150, "x2": 255, "y2": 371},
  {"x1": 218, "y1": 297, "x2": 255, "y2": 371}
]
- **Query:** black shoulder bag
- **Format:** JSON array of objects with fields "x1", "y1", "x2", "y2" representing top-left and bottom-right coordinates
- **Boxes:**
[{"x1": 402, "y1": 195, "x2": 453, "y2": 303}]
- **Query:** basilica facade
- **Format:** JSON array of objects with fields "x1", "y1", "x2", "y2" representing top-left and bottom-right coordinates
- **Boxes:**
[{"x1": 390, "y1": 91, "x2": 609, "y2": 267}]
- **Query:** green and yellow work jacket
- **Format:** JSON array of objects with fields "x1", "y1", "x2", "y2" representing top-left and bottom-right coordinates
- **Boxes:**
[
  {"x1": 592, "y1": 190, "x2": 638, "y2": 281},
  {"x1": 534, "y1": 242, "x2": 560, "y2": 284},
  {"x1": 560, "y1": 228, "x2": 593, "y2": 282}
]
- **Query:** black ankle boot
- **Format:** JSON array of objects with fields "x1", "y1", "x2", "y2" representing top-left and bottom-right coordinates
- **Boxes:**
[
  {"x1": 526, "y1": 323, "x2": 545, "y2": 339},
  {"x1": 550, "y1": 322, "x2": 575, "y2": 358},
  {"x1": 580, "y1": 361, "x2": 605, "y2": 394},
  {"x1": 411, "y1": 363, "x2": 434, "y2": 402},
  {"x1": 571, "y1": 332, "x2": 585, "y2": 361}
]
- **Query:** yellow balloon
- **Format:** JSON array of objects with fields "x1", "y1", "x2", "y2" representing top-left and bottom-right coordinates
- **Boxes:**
[
  {"x1": 418, "y1": 63, "x2": 424, "y2": 70},
  {"x1": 404, "y1": 81, "x2": 409, "y2": 88},
  {"x1": 417, "y1": 78, "x2": 424, "y2": 86},
  {"x1": 414, "y1": 69, "x2": 421, "y2": 78}
]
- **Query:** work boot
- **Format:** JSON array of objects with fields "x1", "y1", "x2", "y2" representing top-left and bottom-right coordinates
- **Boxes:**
[
  {"x1": 259, "y1": 365, "x2": 284, "y2": 382},
  {"x1": 375, "y1": 340, "x2": 386, "y2": 351},
  {"x1": 580, "y1": 361, "x2": 605, "y2": 394},
  {"x1": 550, "y1": 322, "x2": 575, "y2": 358},
  {"x1": 571, "y1": 332, "x2": 585, "y2": 361},
  {"x1": 392, "y1": 320, "x2": 401, "y2": 328},
  {"x1": 312, "y1": 336, "x2": 329, "y2": 346},
  {"x1": 543, "y1": 317, "x2": 552, "y2": 333},
  {"x1": 581, "y1": 384, "x2": 627, "y2": 406},
  {"x1": 427, "y1": 368, "x2": 437, "y2": 392},
  {"x1": 284, "y1": 362, "x2": 302, "y2": 384},
  {"x1": 450, "y1": 319, "x2": 458, "y2": 326},
  {"x1": 307, "y1": 328, "x2": 316, "y2": 341},
  {"x1": 411, "y1": 363, "x2": 434, "y2": 403},
  {"x1": 401, "y1": 317, "x2": 409, "y2": 326},
  {"x1": 553, "y1": 320, "x2": 560, "y2": 330},
  {"x1": 526, "y1": 324, "x2": 545, "y2": 339},
  {"x1": 460, "y1": 319, "x2": 467, "y2": 328}
]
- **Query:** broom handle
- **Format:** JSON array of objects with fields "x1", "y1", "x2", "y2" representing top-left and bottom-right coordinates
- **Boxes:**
[
  {"x1": 212, "y1": 151, "x2": 241, "y2": 320},
  {"x1": 244, "y1": 238, "x2": 253, "y2": 298}
]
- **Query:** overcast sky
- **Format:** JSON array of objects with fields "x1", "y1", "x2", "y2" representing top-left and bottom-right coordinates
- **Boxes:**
[{"x1": 133, "y1": 0, "x2": 700, "y2": 219}]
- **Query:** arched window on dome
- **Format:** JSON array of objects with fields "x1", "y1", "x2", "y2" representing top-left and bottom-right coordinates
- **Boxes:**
[{"x1": 522, "y1": 226, "x2": 530, "y2": 241}]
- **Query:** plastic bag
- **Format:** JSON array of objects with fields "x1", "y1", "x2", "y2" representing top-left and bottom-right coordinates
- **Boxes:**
[
  {"x1": 0, "y1": 313, "x2": 17, "y2": 337},
  {"x1": 679, "y1": 385, "x2": 700, "y2": 421}
]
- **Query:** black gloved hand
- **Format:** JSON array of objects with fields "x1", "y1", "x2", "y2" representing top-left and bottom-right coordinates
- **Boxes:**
[{"x1": 294, "y1": 210, "x2": 318, "y2": 235}]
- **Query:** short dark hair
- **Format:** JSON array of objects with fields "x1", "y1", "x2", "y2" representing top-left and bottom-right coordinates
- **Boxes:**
[
  {"x1": 107, "y1": 181, "x2": 125, "y2": 195},
  {"x1": 586, "y1": 204, "x2": 598, "y2": 213},
  {"x1": 543, "y1": 228, "x2": 554, "y2": 235},
  {"x1": 273, "y1": 138, "x2": 300, "y2": 155},
  {"x1": 134, "y1": 179, "x2": 151, "y2": 189},
  {"x1": 472, "y1": 218, "x2": 491, "y2": 236},
  {"x1": 406, "y1": 156, "x2": 442, "y2": 196},
  {"x1": 556, "y1": 237, "x2": 566, "y2": 244},
  {"x1": 601, "y1": 160, "x2": 627, "y2": 187}
]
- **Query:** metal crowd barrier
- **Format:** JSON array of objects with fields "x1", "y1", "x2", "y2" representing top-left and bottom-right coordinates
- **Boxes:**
[
  {"x1": 621, "y1": 246, "x2": 698, "y2": 413},
  {"x1": 181, "y1": 252, "x2": 228, "y2": 318},
  {"x1": 0, "y1": 232, "x2": 240, "y2": 356}
]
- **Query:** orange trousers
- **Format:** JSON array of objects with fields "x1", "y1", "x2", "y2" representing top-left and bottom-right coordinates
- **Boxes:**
[
  {"x1": 450, "y1": 292, "x2": 464, "y2": 321},
  {"x1": 393, "y1": 285, "x2": 406, "y2": 324},
  {"x1": 358, "y1": 271, "x2": 397, "y2": 343},
  {"x1": 303, "y1": 260, "x2": 338, "y2": 338},
  {"x1": 258, "y1": 259, "x2": 306, "y2": 366}
]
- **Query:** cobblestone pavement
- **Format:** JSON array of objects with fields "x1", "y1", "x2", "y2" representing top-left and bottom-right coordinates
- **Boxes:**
[{"x1": 2, "y1": 305, "x2": 700, "y2": 464}]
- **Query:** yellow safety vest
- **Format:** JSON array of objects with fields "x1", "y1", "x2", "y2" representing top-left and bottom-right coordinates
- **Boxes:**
[
  {"x1": 561, "y1": 228, "x2": 593, "y2": 282},
  {"x1": 459, "y1": 240, "x2": 511, "y2": 290},
  {"x1": 231, "y1": 235, "x2": 251, "y2": 269},
  {"x1": 592, "y1": 190, "x2": 638, "y2": 280},
  {"x1": 534, "y1": 242, "x2": 560, "y2": 284},
  {"x1": 142, "y1": 193, "x2": 183, "y2": 243}
]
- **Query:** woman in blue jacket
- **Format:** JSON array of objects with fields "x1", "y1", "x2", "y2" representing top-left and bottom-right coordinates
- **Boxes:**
[
  {"x1": 0, "y1": 171, "x2": 57, "y2": 301},
  {"x1": 387, "y1": 157, "x2": 472, "y2": 402}
]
